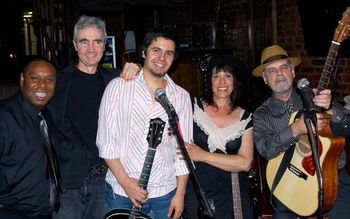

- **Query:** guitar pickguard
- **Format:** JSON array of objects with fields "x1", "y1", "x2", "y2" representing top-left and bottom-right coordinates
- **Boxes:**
[{"x1": 292, "y1": 113, "x2": 323, "y2": 176}]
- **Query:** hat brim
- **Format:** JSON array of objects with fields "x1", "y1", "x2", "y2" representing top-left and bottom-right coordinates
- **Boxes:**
[{"x1": 252, "y1": 57, "x2": 301, "y2": 77}]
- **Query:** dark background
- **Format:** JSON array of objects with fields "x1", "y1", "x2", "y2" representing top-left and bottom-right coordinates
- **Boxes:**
[{"x1": 298, "y1": 0, "x2": 350, "y2": 57}]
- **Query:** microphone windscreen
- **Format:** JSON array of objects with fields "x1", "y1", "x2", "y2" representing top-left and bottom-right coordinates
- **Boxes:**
[
  {"x1": 155, "y1": 88, "x2": 166, "y2": 100},
  {"x1": 297, "y1": 78, "x2": 310, "y2": 90}
]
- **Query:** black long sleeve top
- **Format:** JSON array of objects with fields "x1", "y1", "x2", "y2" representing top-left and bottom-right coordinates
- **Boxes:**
[{"x1": 0, "y1": 92, "x2": 53, "y2": 217}]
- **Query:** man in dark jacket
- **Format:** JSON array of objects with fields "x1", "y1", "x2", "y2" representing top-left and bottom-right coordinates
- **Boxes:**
[
  {"x1": 49, "y1": 15, "x2": 140, "y2": 219},
  {"x1": 0, "y1": 58, "x2": 60, "y2": 219}
]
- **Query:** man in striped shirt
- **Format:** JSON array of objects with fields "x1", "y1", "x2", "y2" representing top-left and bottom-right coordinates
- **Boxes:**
[{"x1": 96, "y1": 28, "x2": 193, "y2": 219}]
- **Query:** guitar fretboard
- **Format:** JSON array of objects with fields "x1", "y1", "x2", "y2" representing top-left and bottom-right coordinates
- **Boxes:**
[
  {"x1": 232, "y1": 172, "x2": 243, "y2": 219},
  {"x1": 318, "y1": 41, "x2": 340, "y2": 92},
  {"x1": 128, "y1": 148, "x2": 157, "y2": 219},
  {"x1": 139, "y1": 148, "x2": 157, "y2": 189}
]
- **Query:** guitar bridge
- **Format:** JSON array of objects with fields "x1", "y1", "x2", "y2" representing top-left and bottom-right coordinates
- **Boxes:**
[{"x1": 288, "y1": 163, "x2": 308, "y2": 180}]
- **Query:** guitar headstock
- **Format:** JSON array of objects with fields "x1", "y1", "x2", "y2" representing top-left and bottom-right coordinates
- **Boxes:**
[
  {"x1": 334, "y1": 7, "x2": 350, "y2": 43},
  {"x1": 147, "y1": 118, "x2": 165, "y2": 149}
]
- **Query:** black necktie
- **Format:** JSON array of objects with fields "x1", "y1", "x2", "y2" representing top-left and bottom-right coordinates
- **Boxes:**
[
  {"x1": 285, "y1": 102, "x2": 295, "y2": 115},
  {"x1": 38, "y1": 111, "x2": 61, "y2": 211}
]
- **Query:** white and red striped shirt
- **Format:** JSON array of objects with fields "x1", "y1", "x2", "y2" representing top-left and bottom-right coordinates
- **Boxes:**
[{"x1": 96, "y1": 70, "x2": 193, "y2": 198}]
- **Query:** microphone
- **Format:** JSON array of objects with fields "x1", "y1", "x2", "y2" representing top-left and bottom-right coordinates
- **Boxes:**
[
  {"x1": 297, "y1": 78, "x2": 316, "y2": 113},
  {"x1": 155, "y1": 88, "x2": 179, "y2": 122}
]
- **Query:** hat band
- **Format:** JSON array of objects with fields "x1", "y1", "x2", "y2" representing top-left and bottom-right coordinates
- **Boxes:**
[{"x1": 262, "y1": 54, "x2": 289, "y2": 64}]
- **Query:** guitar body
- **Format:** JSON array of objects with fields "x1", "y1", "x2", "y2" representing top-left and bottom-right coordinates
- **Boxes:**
[
  {"x1": 104, "y1": 209, "x2": 151, "y2": 219},
  {"x1": 266, "y1": 112, "x2": 344, "y2": 216}
]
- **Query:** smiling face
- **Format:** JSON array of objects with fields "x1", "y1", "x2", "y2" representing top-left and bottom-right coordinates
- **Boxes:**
[
  {"x1": 263, "y1": 59, "x2": 295, "y2": 100},
  {"x1": 20, "y1": 60, "x2": 56, "y2": 109},
  {"x1": 211, "y1": 68, "x2": 234, "y2": 100},
  {"x1": 73, "y1": 27, "x2": 106, "y2": 72},
  {"x1": 142, "y1": 37, "x2": 175, "y2": 78}
]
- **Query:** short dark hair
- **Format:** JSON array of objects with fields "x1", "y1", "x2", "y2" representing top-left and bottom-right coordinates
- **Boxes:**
[
  {"x1": 22, "y1": 57, "x2": 56, "y2": 75},
  {"x1": 141, "y1": 28, "x2": 179, "y2": 59}
]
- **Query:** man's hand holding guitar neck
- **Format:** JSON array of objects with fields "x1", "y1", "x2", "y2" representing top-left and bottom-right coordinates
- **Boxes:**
[
  {"x1": 105, "y1": 159, "x2": 148, "y2": 208},
  {"x1": 291, "y1": 89, "x2": 332, "y2": 137}
]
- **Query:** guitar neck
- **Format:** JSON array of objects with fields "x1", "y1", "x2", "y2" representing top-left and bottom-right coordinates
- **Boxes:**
[
  {"x1": 138, "y1": 148, "x2": 157, "y2": 189},
  {"x1": 128, "y1": 148, "x2": 157, "y2": 219},
  {"x1": 315, "y1": 41, "x2": 340, "y2": 112},
  {"x1": 317, "y1": 41, "x2": 340, "y2": 93},
  {"x1": 231, "y1": 172, "x2": 243, "y2": 219}
]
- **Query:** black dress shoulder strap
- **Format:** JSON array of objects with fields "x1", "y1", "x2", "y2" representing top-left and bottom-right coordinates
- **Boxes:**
[
  {"x1": 241, "y1": 109, "x2": 251, "y2": 120},
  {"x1": 191, "y1": 97, "x2": 204, "y2": 111}
]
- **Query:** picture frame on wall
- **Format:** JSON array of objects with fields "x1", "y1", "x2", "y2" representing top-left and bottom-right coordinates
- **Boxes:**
[{"x1": 102, "y1": 36, "x2": 117, "y2": 68}]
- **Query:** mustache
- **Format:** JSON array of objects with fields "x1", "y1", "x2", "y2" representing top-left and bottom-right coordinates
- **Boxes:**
[{"x1": 276, "y1": 75, "x2": 287, "y2": 83}]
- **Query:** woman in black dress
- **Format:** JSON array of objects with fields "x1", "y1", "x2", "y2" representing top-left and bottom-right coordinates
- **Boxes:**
[{"x1": 184, "y1": 54, "x2": 254, "y2": 219}]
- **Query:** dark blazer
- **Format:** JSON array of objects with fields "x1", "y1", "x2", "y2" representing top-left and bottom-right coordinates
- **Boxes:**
[{"x1": 49, "y1": 64, "x2": 120, "y2": 189}]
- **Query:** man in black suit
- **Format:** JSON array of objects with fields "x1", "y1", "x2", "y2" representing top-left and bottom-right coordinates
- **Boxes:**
[{"x1": 0, "y1": 58, "x2": 60, "y2": 219}]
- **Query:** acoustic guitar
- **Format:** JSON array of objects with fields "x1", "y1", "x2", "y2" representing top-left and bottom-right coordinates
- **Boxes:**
[
  {"x1": 104, "y1": 118, "x2": 165, "y2": 219},
  {"x1": 266, "y1": 7, "x2": 350, "y2": 216}
]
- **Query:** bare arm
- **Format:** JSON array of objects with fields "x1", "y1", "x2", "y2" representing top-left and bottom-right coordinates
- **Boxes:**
[
  {"x1": 105, "y1": 158, "x2": 148, "y2": 208},
  {"x1": 120, "y1": 62, "x2": 141, "y2": 80},
  {"x1": 185, "y1": 128, "x2": 254, "y2": 172},
  {"x1": 167, "y1": 174, "x2": 189, "y2": 219}
]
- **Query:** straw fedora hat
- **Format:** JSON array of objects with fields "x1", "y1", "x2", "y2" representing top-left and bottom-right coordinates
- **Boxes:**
[{"x1": 252, "y1": 45, "x2": 301, "y2": 77}]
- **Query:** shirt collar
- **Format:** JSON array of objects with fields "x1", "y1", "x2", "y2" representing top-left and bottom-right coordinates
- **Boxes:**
[
  {"x1": 269, "y1": 89, "x2": 302, "y2": 114},
  {"x1": 18, "y1": 91, "x2": 43, "y2": 120},
  {"x1": 137, "y1": 69, "x2": 177, "y2": 98}
]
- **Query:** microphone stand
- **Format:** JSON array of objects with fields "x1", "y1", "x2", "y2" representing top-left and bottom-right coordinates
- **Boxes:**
[
  {"x1": 303, "y1": 110, "x2": 324, "y2": 219},
  {"x1": 167, "y1": 112, "x2": 215, "y2": 218}
]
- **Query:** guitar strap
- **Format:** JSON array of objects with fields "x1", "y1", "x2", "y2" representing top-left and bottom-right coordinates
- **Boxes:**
[
  {"x1": 270, "y1": 144, "x2": 295, "y2": 209},
  {"x1": 270, "y1": 145, "x2": 294, "y2": 210},
  {"x1": 270, "y1": 110, "x2": 303, "y2": 210}
]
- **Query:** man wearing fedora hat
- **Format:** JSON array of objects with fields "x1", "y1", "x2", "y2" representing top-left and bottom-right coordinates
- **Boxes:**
[{"x1": 252, "y1": 45, "x2": 350, "y2": 218}]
